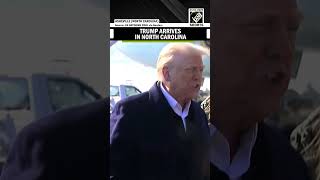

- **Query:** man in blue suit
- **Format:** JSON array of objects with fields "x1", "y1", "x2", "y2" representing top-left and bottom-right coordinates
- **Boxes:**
[{"x1": 110, "y1": 43, "x2": 210, "y2": 180}]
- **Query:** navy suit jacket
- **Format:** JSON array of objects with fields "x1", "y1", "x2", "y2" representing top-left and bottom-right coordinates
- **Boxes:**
[
  {"x1": 0, "y1": 99, "x2": 108, "y2": 180},
  {"x1": 110, "y1": 82, "x2": 210, "y2": 180}
]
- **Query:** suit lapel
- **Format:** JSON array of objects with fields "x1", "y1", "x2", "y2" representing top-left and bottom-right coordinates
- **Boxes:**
[
  {"x1": 149, "y1": 82, "x2": 186, "y2": 137},
  {"x1": 242, "y1": 124, "x2": 271, "y2": 180},
  {"x1": 147, "y1": 82, "x2": 191, "y2": 179},
  {"x1": 186, "y1": 103, "x2": 196, "y2": 137}
]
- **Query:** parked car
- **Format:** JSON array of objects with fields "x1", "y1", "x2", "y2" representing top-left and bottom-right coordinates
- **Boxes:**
[
  {"x1": 0, "y1": 73, "x2": 102, "y2": 168},
  {"x1": 110, "y1": 84, "x2": 141, "y2": 112}
]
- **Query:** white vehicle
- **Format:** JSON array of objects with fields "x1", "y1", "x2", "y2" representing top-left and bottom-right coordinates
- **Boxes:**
[
  {"x1": 0, "y1": 73, "x2": 102, "y2": 167},
  {"x1": 110, "y1": 85, "x2": 142, "y2": 112}
]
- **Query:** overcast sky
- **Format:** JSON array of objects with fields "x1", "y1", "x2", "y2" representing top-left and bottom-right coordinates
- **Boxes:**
[{"x1": 289, "y1": 49, "x2": 320, "y2": 94}]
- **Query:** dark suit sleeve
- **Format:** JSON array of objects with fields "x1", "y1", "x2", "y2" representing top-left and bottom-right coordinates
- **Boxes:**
[
  {"x1": 0, "y1": 126, "x2": 45, "y2": 180},
  {"x1": 110, "y1": 102, "x2": 139, "y2": 180}
]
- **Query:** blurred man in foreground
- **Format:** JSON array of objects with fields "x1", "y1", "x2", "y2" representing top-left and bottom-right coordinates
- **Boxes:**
[
  {"x1": 110, "y1": 43, "x2": 210, "y2": 180},
  {"x1": 211, "y1": 0, "x2": 310, "y2": 179},
  {"x1": 0, "y1": 98, "x2": 108, "y2": 180}
]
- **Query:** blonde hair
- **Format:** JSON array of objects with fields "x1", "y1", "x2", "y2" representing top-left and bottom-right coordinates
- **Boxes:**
[{"x1": 156, "y1": 42, "x2": 209, "y2": 81}]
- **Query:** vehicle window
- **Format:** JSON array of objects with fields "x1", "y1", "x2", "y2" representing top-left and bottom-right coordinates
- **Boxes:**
[
  {"x1": 125, "y1": 86, "x2": 141, "y2": 97},
  {"x1": 110, "y1": 86, "x2": 119, "y2": 96},
  {"x1": 0, "y1": 78, "x2": 29, "y2": 110},
  {"x1": 48, "y1": 79, "x2": 99, "y2": 111}
]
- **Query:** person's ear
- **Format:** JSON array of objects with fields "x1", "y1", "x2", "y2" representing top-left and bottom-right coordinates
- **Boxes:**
[{"x1": 163, "y1": 66, "x2": 171, "y2": 82}]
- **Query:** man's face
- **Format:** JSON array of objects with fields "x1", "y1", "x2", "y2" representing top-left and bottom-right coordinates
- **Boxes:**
[
  {"x1": 213, "y1": 0, "x2": 302, "y2": 120},
  {"x1": 168, "y1": 53, "x2": 204, "y2": 103}
]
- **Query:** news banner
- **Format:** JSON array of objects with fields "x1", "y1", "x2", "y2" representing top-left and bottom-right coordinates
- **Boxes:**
[{"x1": 110, "y1": 8, "x2": 210, "y2": 41}]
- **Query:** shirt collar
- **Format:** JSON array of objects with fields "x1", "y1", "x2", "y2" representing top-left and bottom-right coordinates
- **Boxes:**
[
  {"x1": 209, "y1": 123, "x2": 258, "y2": 179},
  {"x1": 160, "y1": 82, "x2": 191, "y2": 118}
]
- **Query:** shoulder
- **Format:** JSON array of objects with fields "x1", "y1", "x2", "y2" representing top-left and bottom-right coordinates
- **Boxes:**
[
  {"x1": 192, "y1": 100, "x2": 208, "y2": 121},
  {"x1": 1, "y1": 99, "x2": 108, "y2": 179},
  {"x1": 7, "y1": 98, "x2": 108, "y2": 157},
  {"x1": 190, "y1": 101, "x2": 210, "y2": 134},
  {"x1": 23, "y1": 98, "x2": 108, "y2": 137},
  {"x1": 110, "y1": 92, "x2": 151, "y2": 136},
  {"x1": 110, "y1": 92, "x2": 151, "y2": 125},
  {"x1": 259, "y1": 123, "x2": 302, "y2": 160},
  {"x1": 193, "y1": 100, "x2": 206, "y2": 112},
  {"x1": 12, "y1": 99, "x2": 108, "y2": 154},
  {"x1": 113, "y1": 92, "x2": 150, "y2": 113},
  {"x1": 259, "y1": 123, "x2": 310, "y2": 179}
]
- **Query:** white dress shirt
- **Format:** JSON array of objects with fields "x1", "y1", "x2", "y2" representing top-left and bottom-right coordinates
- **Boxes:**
[
  {"x1": 160, "y1": 83, "x2": 191, "y2": 131},
  {"x1": 209, "y1": 123, "x2": 258, "y2": 180}
]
